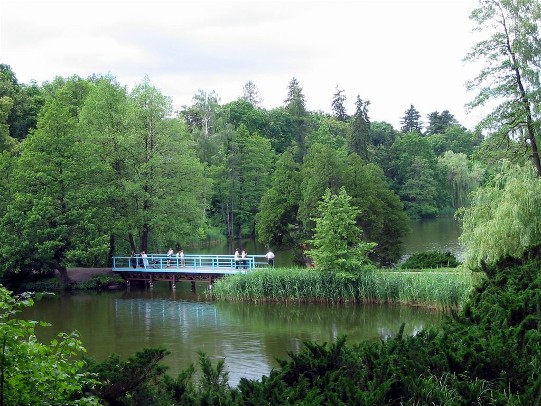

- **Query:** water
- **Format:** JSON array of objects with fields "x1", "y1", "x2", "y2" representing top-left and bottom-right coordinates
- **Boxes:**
[
  {"x1": 195, "y1": 216, "x2": 464, "y2": 266},
  {"x1": 19, "y1": 217, "x2": 459, "y2": 385},
  {"x1": 21, "y1": 285, "x2": 442, "y2": 386}
]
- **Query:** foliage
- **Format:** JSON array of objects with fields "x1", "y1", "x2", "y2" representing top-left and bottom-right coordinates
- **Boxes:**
[
  {"x1": 389, "y1": 132, "x2": 448, "y2": 218},
  {"x1": 465, "y1": 0, "x2": 541, "y2": 176},
  {"x1": 348, "y1": 95, "x2": 370, "y2": 160},
  {"x1": 400, "y1": 104, "x2": 423, "y2": 133},
  {"x1": 308, "y1": 188, "x2": 376, "y2": 273},
  {"x1": 210, "y1": 266, "x2": 473, "y2": 308},
  {"x1": 0, "y1": 286, "x2": 99, "y2": 405},
  {"x1": 438, "y1": 150, "x2": 485, "y2": 209},
  {"x1": 400, "y1": 251, "x2": 461, "y2": 269},
  {"x1": 256, "y1": 150, "x2": 302, "y2": 248},
  {"x1": 459, "y1": 161, "x2": 541, "y2": 268}
]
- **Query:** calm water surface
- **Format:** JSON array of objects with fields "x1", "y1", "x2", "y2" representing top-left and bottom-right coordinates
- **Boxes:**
[
  {"x1": 22, "y1": 284, "x2": 442, "y2": 385},
  {"x1": 21, "y1": 218, "x2": 458, "y2": 385}
]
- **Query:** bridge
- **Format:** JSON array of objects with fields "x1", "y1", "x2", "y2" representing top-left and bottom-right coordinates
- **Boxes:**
[{"x1": 112, "y1": 253, "x2": 268, "y2": 288}]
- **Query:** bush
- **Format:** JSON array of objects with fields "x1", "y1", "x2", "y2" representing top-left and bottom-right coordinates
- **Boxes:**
[{"x1": 400, "y1": 251, "x2": 460, "y2": 269}]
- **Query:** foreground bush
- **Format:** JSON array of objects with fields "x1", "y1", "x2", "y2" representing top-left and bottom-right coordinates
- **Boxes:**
[{"x1": 210, "y1": 267, "x2": 474, "y2": 309}]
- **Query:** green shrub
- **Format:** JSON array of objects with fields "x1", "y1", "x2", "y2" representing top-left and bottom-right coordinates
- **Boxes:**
[{"x1": 400, "y1": 251, "x2": 460, "y2": 269}]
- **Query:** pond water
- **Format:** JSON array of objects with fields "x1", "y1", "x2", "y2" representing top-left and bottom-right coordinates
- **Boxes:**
[
  {"x1": 21, "y1": 285, "x2": 443, "y2": 386},
  {"x1": 19, "y1": 217, "x2": 460, "y2": 385}
]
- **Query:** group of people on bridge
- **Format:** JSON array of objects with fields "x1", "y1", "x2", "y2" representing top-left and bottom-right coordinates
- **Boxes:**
[{"x1": 127, "y1": 248, "x2": 275, "y2": 269}]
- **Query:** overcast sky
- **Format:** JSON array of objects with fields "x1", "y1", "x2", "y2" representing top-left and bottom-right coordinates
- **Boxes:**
[{"x1": 1, "y1": 0, "x2": 483, "y2": 130}]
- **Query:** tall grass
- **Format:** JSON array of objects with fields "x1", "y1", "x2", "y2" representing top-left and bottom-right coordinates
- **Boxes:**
[{"x1": 209, "y1": 266, "x2": 477, "y2": 309}]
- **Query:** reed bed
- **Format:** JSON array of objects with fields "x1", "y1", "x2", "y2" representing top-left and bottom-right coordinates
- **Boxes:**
[{"x1": 209, "y1": 267, "x2": 476, "y2": 309}]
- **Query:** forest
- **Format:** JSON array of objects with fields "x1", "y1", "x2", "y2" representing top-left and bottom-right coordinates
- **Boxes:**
[{"x1": 0, "y1": 61, "x2": 486, "y2": 288}]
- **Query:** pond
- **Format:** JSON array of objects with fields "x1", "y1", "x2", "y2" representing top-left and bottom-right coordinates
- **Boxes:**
[
  {"x1": 21, "y1": 284, "x2": 443, "y2": 386},
  {"x1": 20, "y1": 217, "x2": 460, "y2": 385}
]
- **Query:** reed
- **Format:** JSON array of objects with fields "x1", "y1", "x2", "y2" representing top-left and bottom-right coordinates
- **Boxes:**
[{"x1": 209, "y1": 266, "x2": 476, "y2": 309}]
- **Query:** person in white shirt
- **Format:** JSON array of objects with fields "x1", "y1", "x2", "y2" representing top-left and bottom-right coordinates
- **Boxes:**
[
  {"x1": 265, "y1": 250, "x2": 275, "y2": 267},
  {"x1": 234, "y1": 248, "x2": 240, "y2": 269}
]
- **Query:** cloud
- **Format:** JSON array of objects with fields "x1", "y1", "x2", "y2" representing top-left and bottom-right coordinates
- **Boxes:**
[{"x1": 1, "y1": 0, "x2": 482, "y2": 129}]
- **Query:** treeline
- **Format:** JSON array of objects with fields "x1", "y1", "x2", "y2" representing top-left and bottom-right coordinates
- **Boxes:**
[{"x1": 0, "y1": 64, "x2": 484, "y2": 288}]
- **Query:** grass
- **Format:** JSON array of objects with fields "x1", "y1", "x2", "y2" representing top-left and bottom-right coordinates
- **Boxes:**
[{"x1": 209, "y1": 266, "x2": 478, "y2": 309}]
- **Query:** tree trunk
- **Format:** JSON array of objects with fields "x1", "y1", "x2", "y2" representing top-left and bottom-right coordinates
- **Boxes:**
[{"x1": 56, "y1": 266, "x2": 70, "y2": 290}]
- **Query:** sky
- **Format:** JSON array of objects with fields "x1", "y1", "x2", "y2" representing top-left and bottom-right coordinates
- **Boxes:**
[{"x1": 1, "y1": 0, "x2": 484, "y2": 130}]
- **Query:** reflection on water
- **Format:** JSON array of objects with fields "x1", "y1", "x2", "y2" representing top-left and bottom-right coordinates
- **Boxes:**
[{"x1": 21, "y1": 283, "x2": 442, "y2": 386}]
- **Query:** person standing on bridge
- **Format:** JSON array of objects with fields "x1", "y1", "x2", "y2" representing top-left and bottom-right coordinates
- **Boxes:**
[
  {"x1": 141, "y1": 251, "x2": 149, "y2": 268},
  {"x1": 234, "y1": 248, "x2": 240, "y2": 269},
  {"x1": 241, "y1": 249, "x2": 248, "y2": 269},
  {"x1": 167, "y1": 248, "x2": 174, "y2": 266},
  {"x1": 130, "y1": 251, "x2": 137, "y2": 268},
  {"x1": 265, "y1": 249, "x2": 275, "y2": 267}
]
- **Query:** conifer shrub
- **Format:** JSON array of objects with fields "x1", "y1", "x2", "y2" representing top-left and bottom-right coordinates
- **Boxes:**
[{"x1": 400, "y1": 250, "x2": 460, "y2": 269}]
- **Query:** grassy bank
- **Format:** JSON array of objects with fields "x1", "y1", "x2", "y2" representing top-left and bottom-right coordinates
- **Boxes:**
[{"x1": 209, "y1": 266, "x2": 478, "y2": 309}]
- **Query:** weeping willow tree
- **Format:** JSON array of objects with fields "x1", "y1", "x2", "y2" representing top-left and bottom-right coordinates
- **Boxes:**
[
  {"x1": 439, "y1": 151, "x2": 485, "y2": 209},
  {"x1": 459, "y1": 162, "x2": 541, "y2": 267}
]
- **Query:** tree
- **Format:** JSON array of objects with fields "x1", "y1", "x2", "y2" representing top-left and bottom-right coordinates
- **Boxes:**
[
  {"x1": 0, "y1": 77, "x2": 98, "y2": 288},
  {"x1": 343, "y1": 154, "x2": 409, "y2": 265},
  {"x1": 349, "y1": 95, "x2": 371, "y2": 160},
  {"x1": 400, "y1": 104, "x2": 423, "y2": 133},
  {"x1": 465, "y1": 0, "x2": 541, "y2": 176},
  {"x1": 425, "y1": 110, "x2": 458, "y2": 136},
  {"x1": 307, "y1": 187, "x2": 375, "y2": 273},
  {"x1": 284, "y1": 77, "x2": 309, "y2": 161},
  {"x1": 331, "y1": 87, "x2": 348, "y2": 121},
  {"x1": 459, "y1": 161, "x2": 541, "y2": 267},
  {"x1": 389, "y1": 132, "x2": 447, "y2": 218},
  {"x1": 256, "y1": 150, "x2": 302, "y2": 248},
  {"x1": 128, "y1": 78, "x2": 209, "y2": 252},
  {"x1": 438, "y1": 151, "x2": 485, "y2": 209},
  {"x1": 241, "y1": 80, "x2": 262, "y2": 107},
  {"x1": 298, "y1": 144, "x2": 346, "y2": 233}
]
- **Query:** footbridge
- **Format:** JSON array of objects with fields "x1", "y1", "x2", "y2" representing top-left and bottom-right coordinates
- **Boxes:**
[{"x1": 112, "y1": 253, "x2": 268, "y2": 288}]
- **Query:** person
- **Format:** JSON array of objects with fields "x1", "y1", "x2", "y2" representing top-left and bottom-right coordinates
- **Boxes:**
[
  {"x1": 130, "y1": 251, "x2": 137, "y2": 268},
  {"x1": 141, "y1": 251, "x2": 149, "y2": 268},
  {"x1": 234, "y1": 248, "x2": 240, "y2": 269},
  {"x1": 265, "y1": 249, "x2": 275, "y2": 267},
  {"x1": 166, "y1": 247, "x2": 174, "y2": 266},
  {"x1": 179, "y1": 249, "x2": 185, "y2": 267},
  {"x1": 241, "y1": 249, "x2": 247, "y2": 269}
]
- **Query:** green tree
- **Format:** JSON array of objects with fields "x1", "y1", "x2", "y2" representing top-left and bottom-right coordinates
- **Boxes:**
[
  {"x1": 400, "y1": 104, "x2": 423, "y2": 133},
  {"x1": 459, "y1": 161, "x2": 541, "y2": 267},
  {"x1": 389, "y1": 132, "x2": 447, "y2": 218},
  {"x1": 256, "y1": 150, "x2": 302, "y2": 248},
  {"x1": 284, "y1": 77, "x2": 309, "y2": 161},
  {"x1": 298, "y1": 144, "x2": 346, "y2": 233},
  {"x1": 331, "y1": 87, "x2": 349, "y2": 121},
  {"x1": 0, "y1": 288, "x2": 99, "y2": 405},
  {"x1": 0, "y1": 77, "x2": 100, "y2": 288},
  {"x1": 425, "y1": 110, "x2": 458, "y2": 136},
  {"x1": 241, "y1": 80, "x2": 262, "y2": 107},
  {"x1": 439, "y1": 151, "x2": 485, "y2": 209},
  {"x1": 349, "y1": 95, "x2": 371, "y2": 160},
  {"x1": 128, "y1": 78, "x2": 209, "y2": 252},
  {"x1": 343, "y1": 154, "x2": 409, "y2": 265},
  {"x1": 307, "y1": 187, "x2": 375, "y2": 273},
  {"x1": 465, "y1": 0, "x2": 541, "y2": 176}
]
